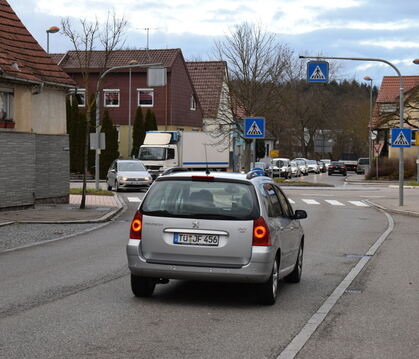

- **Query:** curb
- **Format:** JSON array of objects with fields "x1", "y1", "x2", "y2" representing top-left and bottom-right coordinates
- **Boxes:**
[
  {"x1": 364, "y1": 200, "x2": 419, "y2": 218},
  {"x1": 0, "y1": 195, "x2": 128, "y2": 255},
  {"x1": 0, "y1": 194, "x2": 124, "y2": 226}
]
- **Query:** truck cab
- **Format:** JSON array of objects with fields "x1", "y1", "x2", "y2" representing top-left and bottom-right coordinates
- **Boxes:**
[{"x1": 138, "y1": 144, "x2": 178, "y2": 179}]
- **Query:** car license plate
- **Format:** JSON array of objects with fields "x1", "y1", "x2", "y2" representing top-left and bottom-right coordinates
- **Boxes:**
[{"x1": 173, "y1": 233, "x2": 219, "y2": 246}]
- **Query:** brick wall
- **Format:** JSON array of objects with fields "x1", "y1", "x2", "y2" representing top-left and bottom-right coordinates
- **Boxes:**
[{"x1": 0, "y1": 132, "x2": 69, "y2": 210}]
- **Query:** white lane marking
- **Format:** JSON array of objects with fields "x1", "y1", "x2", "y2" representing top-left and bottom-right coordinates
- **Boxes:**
[
  {"x1": 288, "y1": 199, "x2": 295, "y2": 204},
  {"x1": 349, "y1": 201, "x2": 369, "y2": 207},
  {"x1": 325, "y1": 200, "x2": 344, "y2": 206},
  {"x1": 276, "y1": 210, "x2": 394, "y2": 359},
  {"x1": 302, "y1": 199, "x2": 320, "y2": 205},
  {"x1": 127, "y1": 197, "x2": 141, "y2": 203}
]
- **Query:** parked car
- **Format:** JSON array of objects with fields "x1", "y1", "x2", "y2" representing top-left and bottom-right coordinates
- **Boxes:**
[
  {"x1": 293, "y1": 159, "x2": 308, "y2": 176},
  {"x1": 306, "y1": 160, "x2": 320, "y2": 174},
  {"x1": 356, "y1": 158, "x2": 370, "y2": 174},
  {"x1": 270, "y1": 158, "x2": 292, "y2": 178},
  {"x1": 318, "y1": 160, "x2": 327, "y2": 173},
  {"x1": 290, "y1": 160, "x2": 301, "y2": 177},
  {"x1": 328, "y1": 161, "x2": 347, "y2": 176},
  {"x1": 106, "y1": 159, "x2": 153, "y2": 191},
  {"x1": 127, "y1": 170, "x2": 307, "y2": 305},
  {"x1": 320, "y1": 159, "x2": 331, "y2": 169}
]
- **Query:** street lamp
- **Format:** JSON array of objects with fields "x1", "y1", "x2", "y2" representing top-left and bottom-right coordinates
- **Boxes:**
[
  {"x1": 46, "y1": 26, "x2": 59, "y2": 53},
  {"x1": 363, "y1": 76, "x2": 373, "y2": 176},
  {"x1": 128, "y1": 59, "x2": 138, "y2": 158}
]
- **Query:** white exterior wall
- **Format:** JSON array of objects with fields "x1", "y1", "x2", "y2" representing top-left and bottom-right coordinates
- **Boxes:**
[{"x1": 32, "y1": 86, "x2": 67, "y2": 134}]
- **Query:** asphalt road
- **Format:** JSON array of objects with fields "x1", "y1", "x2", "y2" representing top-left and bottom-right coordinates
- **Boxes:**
[{"x1": 0, "y1": 176, "x2": 400, "y2": 359}]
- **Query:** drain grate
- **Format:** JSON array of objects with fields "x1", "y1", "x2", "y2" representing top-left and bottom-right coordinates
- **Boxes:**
[
  {"x1": 344, "y1": 254, "x2": 371, "y2": 258},
  {"x1": 345, "y1": 289, "x2": 362, "y2": 294}
]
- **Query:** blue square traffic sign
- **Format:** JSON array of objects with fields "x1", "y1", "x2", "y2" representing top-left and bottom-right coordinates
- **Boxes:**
[
  {"x1": 391, "y1": 128, "x2": 411, "y2": 148},
  {"x1": 244, "y1": 117, "x2": 265, "y2": 139},
  {"x1": 307, "y1": 61, "x2": 329, "y2": 83}
]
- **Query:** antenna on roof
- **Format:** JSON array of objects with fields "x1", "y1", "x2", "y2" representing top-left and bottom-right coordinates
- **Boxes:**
[{"x1": 204, "y1": 143, "x2": 210, "y2": 175}]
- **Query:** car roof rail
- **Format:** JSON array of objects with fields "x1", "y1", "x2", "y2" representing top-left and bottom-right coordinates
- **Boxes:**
[
  {"x1": 246, "y1": 169, "x2": 270, "y2": 180},
  {"x1": 160, "y1": 167, "x2": 189, "y2": 176}
]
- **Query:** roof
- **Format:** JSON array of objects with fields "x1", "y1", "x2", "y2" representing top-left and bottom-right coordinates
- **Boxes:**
[
  {"x1": 0, "y1": 0, "x2": 75, "y2": 87},
  {"x1": 186, "y1": 61, "x2": 226, "y2": 118},
  {"x1": 376, "y1": 76, "x2": 419, "y2": 103},
  {"x1": 55, "y1": 49, "x2": 181, "y2": 70}
]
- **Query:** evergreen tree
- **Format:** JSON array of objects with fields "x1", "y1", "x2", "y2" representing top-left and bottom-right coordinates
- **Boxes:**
[
  {"x1": 131, "y1": 106, "x2": 145, "y2": 158},
  {"x1": 87, "y1": 94, "x2": 96, "y2": 176},
  {"x1": 66, "y1": 96, "x2": 85, "y2": 174},
  {"x1": 144, "y1": 108, "x2": 158, "y2": 132},
  {"x1": 100, "y1": 109, "x2": 120, "y2": 179},
  {"x1": 256, "y1": 139, "x2": 266, "y2": 160}
]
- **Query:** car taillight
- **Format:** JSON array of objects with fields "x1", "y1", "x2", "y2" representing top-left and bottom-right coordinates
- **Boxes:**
[
  {"x1": 340, "y1": 166, "x2": 345, "y2": 169},
  {"x1": 130, "y1": 211, "x2": 143, "y2": 239},
  {"x1": 252, "y1": 216, "x2": 271, "y2": 246}
]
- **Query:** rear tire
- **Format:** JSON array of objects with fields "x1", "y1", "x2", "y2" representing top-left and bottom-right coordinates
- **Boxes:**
[
  {"x1": 285, "y1": 241, "x2": 303, "y2": 283},
  {"x1": 260, "y1": 257, "x2": 279, "y2": 305},
  {"x1": 131, "y1": 274, "x2": 156, "y2": 297},
  {"x1": 107, "y1": 182, "x2": 112, "y2": 191}
]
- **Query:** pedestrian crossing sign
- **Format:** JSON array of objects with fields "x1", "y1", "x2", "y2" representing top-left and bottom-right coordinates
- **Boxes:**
[
  {"x1": 391, "y1": 128, "x2": 411, "y2": 148},
  {"x1": 307, "y1": 61, "x2": 329, "y2": 83},
  {"x1": 244, "y1": 117, "x2": 265, "y2": 139}
]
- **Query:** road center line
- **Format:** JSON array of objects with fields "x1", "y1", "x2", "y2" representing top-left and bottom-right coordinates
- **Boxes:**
[{"x1": 276, "y1": 208, "x2": 394, "y2": 359}]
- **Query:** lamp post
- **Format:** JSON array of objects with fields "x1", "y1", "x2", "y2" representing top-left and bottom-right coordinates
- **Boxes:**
[
  {"x1": 363, "y1": 76, "x2": 373, "y2": 175},
  {"x1": 46, "y1": 26, "x2": 59, "y2": 53},
  {"x1": 299, "y1": 55, "x2": 405, "y2": 206},
  {"x1": 128, "y1": 60, "x2": 138, "y2": 158},
  {"x1": 94, "y1": 62, "x2": 165, "y2": 190},
  {"x1": 413, "y1": 60, "x2": 419, "y2": 184}
]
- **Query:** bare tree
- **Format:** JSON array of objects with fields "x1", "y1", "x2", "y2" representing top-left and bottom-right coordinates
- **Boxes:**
[
  {"x1": 61, "y1": 12, "x2": 127, "y2": 208},
  {"x1": 213, "y1": 22, "x2": 293, "y2": 171}
]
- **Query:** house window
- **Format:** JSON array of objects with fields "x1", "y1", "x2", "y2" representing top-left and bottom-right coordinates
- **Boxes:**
[
  {"x1": 0, "y1": 88, "x2": 14, "y2": 120},
  {"x1": 190, "y1": 95, "x2": 196, "y2": 110},
  {"x1": 104, "y1": 89, "x2": 120, "y2": 107},
  {"x1": 138, "y1": 89, "x2": 154, "y2": 107},
  {"x1": 69, "y1": 88, "x2": 85, "y2": 107}
]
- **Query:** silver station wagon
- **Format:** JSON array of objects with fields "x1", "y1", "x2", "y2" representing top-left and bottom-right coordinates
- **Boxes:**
[{"x1": 127, "y1": 170, "x2": 307, "y2": 305}]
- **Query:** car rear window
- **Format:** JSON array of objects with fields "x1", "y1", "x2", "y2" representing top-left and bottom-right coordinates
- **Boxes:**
[
  {"x1": 141, "y1": 179, "x2": 260, "y2": 220},
  {"x1": 358, "y1": 158, "x2": 369, "y2": 165}
]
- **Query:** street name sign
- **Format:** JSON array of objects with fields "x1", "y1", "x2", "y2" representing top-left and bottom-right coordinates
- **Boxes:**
[
  {"x1": 307, "y1": 61, "x2": 329, "y2": 83},
  {"x1": 244, "y1": 117, "x2": 265, "y2": 139},
  {"x1": 391, "y1": 128, "x2": 411, "y2": 148}
]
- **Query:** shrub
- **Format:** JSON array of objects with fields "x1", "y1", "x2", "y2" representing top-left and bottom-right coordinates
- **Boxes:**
[{"x1": 366, "y1": 157, "x2": 417, "y2": 180}]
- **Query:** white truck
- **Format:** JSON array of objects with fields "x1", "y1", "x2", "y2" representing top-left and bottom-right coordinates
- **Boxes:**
[{"x1": 137, "y1": 131, "x2": 230, "y2": 178}]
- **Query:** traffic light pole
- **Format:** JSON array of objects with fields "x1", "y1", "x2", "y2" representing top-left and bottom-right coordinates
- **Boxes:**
[{"x1": 299, "y1": 55, "x2": 405, "y2": 206}]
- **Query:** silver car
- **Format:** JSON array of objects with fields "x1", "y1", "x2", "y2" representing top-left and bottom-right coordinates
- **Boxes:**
[
  {"x1": 106, "y1": 160, "x2": 152, "y2": 191},
  {"x1": 127, "y1": 170, "x2": 307, "y2": 305}
]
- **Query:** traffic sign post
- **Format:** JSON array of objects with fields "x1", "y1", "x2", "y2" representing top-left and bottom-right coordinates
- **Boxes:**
[
  {"x1": 244, "y1": 117, "x2": 265, "y2": 139},
  {"x1": 244, "y1": 117, "x2": 265, "y2": 166},
  {"x1": 391, "y1": 128, "x2": 412, "y2": 148},
  {"x1": 307, "y1": 61, "x2": 329, "y2": 83}
]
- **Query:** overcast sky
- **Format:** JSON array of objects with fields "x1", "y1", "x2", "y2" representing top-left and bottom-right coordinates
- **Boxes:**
[{"x1": 7, "y1": 0, "x2": 419, "y2": 86}]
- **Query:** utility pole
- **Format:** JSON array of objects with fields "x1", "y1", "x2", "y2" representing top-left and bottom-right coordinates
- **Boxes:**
[{"x1": 300, "y1": 55, "x2": 405, "y2": 206}]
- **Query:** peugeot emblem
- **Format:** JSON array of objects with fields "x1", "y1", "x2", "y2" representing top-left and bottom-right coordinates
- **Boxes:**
[{"x1": 192, "y1": 220, "x2": 199, "y2": 229}]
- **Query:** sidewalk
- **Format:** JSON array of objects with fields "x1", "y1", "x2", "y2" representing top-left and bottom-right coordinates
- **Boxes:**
[
  {"x1": 345, "y1": 176, "x2": 419, "y2": 218},
  {"x1": 0, "y1": 194, "x2": 123, "y2": 226}
]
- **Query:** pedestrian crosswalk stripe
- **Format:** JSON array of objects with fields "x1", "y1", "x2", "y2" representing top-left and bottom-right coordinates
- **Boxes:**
[
  {"x1": 127, "y1": 197, "x2": 141, "y2": 202},
  {"x1": 348, "y1": 201, "x2": 368, "y2": 207},
  {"x1": 302, "y1": 199, "x2": 320, "y2": 205},
  {"x1": 310, "y1": 66, "x2": 326, "y2": 80},
  {"x1": 393, "y1": 131, "x2": 409, "y2": 145},
  {"x1": 325, "y1": 200, "x2": 344, "y2": 206},
  {"x1": 246, "y1": 121, "x2": 263, "y2": 136},
  {"x1": 288, "y1": 199, "x2": 295, "y2": 204}
]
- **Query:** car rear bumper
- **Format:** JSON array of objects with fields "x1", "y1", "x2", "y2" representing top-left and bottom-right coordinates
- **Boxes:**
[{"x1": 127, "y1": 239, "x2": 275, "y2": 283}]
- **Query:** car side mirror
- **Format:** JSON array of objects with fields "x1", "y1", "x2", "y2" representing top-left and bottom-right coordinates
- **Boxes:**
[{"x1": 292, "y1": 209, "x2": 307, "y2": 220}]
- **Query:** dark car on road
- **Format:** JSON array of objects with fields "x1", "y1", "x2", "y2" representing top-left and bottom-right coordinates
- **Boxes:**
[{"x1": 328, "y1": 161, "x2": 347, "y2": 176}]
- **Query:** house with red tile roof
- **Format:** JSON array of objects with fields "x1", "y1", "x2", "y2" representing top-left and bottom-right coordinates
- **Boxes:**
[
  {"x1": 0, "y1": 0, "x2": 76, "y2": 209},
  {"x1": 186, "y1": 61, "x2": 232, "y2": 131},
  {"x1": 372, "y1": 76, "x2": 419, "y2": 160},
  {"x1": 53, "y1": 49, "x2": 203, "y2": 158}
]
